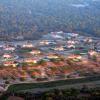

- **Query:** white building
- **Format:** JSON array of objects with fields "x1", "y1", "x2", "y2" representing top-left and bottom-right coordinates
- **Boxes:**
[
  {"x1": 30, "y1": 50, "x2": 41, "y2": 55},
  {"x1": 22, "y1": 42, "x2": 33, "y2": 48}
]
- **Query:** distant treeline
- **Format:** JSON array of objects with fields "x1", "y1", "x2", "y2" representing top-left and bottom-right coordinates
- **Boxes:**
[{"x1": 0, "y1": 0, "x2": 100, "y2": 40}]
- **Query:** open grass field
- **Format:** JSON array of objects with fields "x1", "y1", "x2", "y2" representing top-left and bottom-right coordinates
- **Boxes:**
[
  {"x1": 74, "y1": 49, "x2": 88, "y2": 55},
  {"x1": 7, "y1": 75, "x2": 100, "y2": 92}
]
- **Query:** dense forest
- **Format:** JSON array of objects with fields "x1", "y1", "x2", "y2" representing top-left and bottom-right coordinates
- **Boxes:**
[{"x1": 0, "y1": 0, "x2": 100, "y2": 40}]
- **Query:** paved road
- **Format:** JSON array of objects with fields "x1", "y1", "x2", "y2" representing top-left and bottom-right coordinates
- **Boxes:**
[
  {"x1": 19, "y1": 80, "x2": 100, "y2": 93},
  {"x1": 6, "y1": 75, "x2": 100, "y2": 92}
]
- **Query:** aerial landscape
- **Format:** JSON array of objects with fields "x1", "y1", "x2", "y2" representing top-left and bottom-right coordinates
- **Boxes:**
[{"x1": 0, "y1": 0, "x2": 100, "y2": 100}]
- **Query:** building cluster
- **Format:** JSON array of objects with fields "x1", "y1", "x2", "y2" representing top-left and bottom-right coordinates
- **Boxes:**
[{"x1": 0, "y1": 31, "x2": 99, "y2": 88}]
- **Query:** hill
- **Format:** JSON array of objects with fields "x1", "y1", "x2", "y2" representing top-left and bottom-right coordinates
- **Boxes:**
[{"x1": 0, "y1": 0, "x2": 100, "y2": 40}]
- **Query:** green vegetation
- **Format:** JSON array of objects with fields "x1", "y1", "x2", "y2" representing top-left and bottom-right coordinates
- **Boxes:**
[
  {"x1": 7, "y1": 75, "x2": 100, "y2": 92},
  {"x1": 16, "y1": 48, "x2": 33, "y2": 53},
  {"x1": 1, "y1": 87, "x2": 100, "y2": 100},
  {"x1": 5, "y1": 80, "x2": 10, "y2": 84},
  {"x1": 0, "y1": 0, "x2": 100, "y2": 40},
  {"x1": 19, "y1": 77, "x2": 26, "y2": 81},
  {"x1": 74, "y1": 49, "x2": 88, "y2": 55}
]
